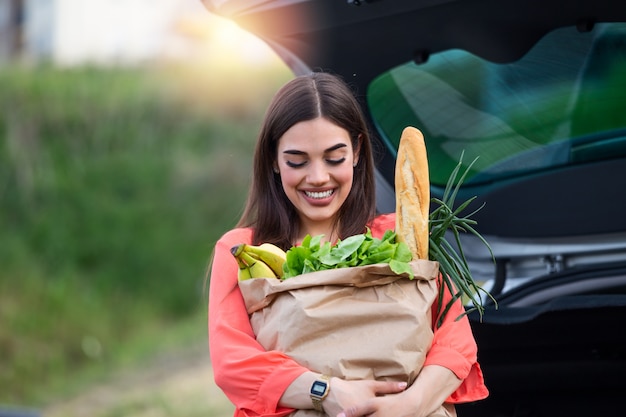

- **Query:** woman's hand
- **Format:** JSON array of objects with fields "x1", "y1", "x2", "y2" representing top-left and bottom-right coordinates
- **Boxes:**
[
  {"x1": 323, "y1": 377, "x2": 407, "y2": 417},
  {"x1": 279, "y1": 372, "x2": 407, "y2": 415},
  {"x1": 335, "y1": 365, "x2": 462, "y2": 417},
  {"x1": 336, "y1": 389, "x2": 415, "y2": 417}
]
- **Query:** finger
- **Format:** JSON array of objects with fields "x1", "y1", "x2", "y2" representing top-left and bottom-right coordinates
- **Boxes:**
[
  {"x1": 338, "y1": 403, "x2": 376, "y2": 417},
  {"x1": 372, "y1": 380, "x2": 407, "y2": 395}
]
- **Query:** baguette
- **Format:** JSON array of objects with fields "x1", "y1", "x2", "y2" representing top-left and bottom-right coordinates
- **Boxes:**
[{"x1": 395, "y1": 127, "x2": 430, "y2": 260}]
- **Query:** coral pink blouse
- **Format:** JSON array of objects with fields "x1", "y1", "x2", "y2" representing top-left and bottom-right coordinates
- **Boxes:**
[{"x1": 208, "y1": 213, "x2": 488, "y2": 417}]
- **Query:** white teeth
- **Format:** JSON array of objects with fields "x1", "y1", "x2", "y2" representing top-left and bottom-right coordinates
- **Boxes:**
[{"x1": 305, "y1": 189, "x2": 334, "y2": 199}]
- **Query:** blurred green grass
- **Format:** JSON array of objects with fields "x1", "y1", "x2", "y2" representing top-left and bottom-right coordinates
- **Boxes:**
[{"x1": 0, "y1": 62, "x2": 292, "y2": 406}]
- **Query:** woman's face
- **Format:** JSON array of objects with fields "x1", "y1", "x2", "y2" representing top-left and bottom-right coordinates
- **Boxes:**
[{"x1": 275, "y1": 117, "x2": 359, "y2": 240}]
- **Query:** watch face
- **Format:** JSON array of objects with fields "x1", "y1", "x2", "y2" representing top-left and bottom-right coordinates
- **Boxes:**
[{"x1": 311, "y1": 381, "x2": 328, "y2": 396}]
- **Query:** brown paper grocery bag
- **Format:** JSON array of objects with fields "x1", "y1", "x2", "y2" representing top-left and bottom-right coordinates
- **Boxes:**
[{"x1": 239, "y1": 260, "x2": 456, "y2": 416}]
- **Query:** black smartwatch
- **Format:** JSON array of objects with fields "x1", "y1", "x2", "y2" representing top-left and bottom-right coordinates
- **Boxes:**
[{"x1": 310, "y1": 374, "x2": 331, "y2": 411}]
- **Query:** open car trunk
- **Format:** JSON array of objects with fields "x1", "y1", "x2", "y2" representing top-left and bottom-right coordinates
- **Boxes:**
[{"x1": 460, "y1": 292, "x2": 626, "y2": 416}]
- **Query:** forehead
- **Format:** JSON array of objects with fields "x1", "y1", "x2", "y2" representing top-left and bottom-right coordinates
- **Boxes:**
[{"x1": 278, "y1": 118, "x2": 352, "y2": 152}]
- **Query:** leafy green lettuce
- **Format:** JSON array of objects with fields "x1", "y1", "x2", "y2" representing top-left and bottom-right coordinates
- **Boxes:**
[{"x1": 282, "y1": 229, "x2": 414, "y2": 279}]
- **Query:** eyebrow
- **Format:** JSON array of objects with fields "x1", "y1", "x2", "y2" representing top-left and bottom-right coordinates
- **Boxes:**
[{"x1": 282, "y1": 143, "x2": 348, "y2": 155}]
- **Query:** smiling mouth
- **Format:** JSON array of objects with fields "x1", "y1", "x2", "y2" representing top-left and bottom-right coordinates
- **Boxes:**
[{"x1": 304, "y1": 189, "x2": 335, "y2": 199}]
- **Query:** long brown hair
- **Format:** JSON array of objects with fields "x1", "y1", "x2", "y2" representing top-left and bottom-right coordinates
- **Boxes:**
[{"x1": 237, "y1": 72, "x2": 377, "y2": 250}]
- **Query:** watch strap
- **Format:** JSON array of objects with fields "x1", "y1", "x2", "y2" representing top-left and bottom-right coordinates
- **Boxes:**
[{"x1": 310, "y1": 374, "x2": 331, "y2": 412}]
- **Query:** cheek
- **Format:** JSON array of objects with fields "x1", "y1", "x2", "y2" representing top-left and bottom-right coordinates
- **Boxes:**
[
  {"x1": 336, "y1": 166, "x2": 355, "y2": 188},
  {"x1": 279, "y1": 169, "x2": 301, "y2": 191}
]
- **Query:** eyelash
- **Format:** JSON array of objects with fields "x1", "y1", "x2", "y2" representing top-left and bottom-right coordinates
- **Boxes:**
[
  {"x1": 327, "y1": 157, "x2": 346, "y2": 166},
  {"x1": 285, "y1": 157, "x2": 346, "y2": 168}
]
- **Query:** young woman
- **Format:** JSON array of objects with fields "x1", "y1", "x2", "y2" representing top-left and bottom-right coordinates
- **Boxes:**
[{"x1": 208, "y1": 72, "x2": 488, "y2": 417}]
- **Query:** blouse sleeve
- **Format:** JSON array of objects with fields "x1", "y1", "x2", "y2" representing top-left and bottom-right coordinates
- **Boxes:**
[
  {"x1": 424, "y1": 275, "x2": 489, "y2": 403},
  {"x1": 208, "y1": 228, "x2": 308, "y2": 417}
]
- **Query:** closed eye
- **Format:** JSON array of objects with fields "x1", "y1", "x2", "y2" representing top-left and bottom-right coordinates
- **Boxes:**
[
  {"x1": 286, "y1": 160, "x2": 306, "y2": 168},
  {"x1": 282, "y1": 144, "x2": 348, "y2": 168},
  {"x1": 285, "y1": 157, "x2": 345, "y2": 168},
  {"x1": 326, "y1": 157, "x2": 346, "y2": 165}
]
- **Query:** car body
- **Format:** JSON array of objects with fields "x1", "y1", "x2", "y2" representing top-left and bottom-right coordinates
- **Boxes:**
[{"x1": 201, "y1": 1, "x2": 626, "y2": 415}]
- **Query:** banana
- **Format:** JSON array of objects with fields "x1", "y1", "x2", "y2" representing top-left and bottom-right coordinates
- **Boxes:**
[
  {"x1": 234, "y1": 256, "x2": 252, "y2": 281},
  {"x1": 241, "y1": 243, "x2": 287, "y2": 279},
  {"x1": 231, "y1": 244, "x2": 279, "y2": 280},
  {"x1": 248, "y1": 257, "x2": 278, "y2": 279}
]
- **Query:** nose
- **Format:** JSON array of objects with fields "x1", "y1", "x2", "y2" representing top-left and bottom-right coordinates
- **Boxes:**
[{"x1": 306, "y1": 160, "x2": 330, "y2": 185}]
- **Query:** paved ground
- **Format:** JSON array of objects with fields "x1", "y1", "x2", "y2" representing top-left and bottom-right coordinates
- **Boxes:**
[{"x1": 43, "y1": 344, "x2": 234, "y2": 417}]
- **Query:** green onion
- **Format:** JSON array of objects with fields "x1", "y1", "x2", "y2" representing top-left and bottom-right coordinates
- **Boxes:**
[{"x1": 429, "y1": 152, "x2": 497, "y2": 327}]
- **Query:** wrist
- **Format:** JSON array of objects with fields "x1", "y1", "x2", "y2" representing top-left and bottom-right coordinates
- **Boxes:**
[{"x1": 310, "y1": 374, "x2": 331, "y2": 411}]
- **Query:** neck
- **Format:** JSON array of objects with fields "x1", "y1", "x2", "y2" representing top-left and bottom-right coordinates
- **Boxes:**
[{"x1": 296, "y1": 219, "x2": 339, "y2": 245}]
